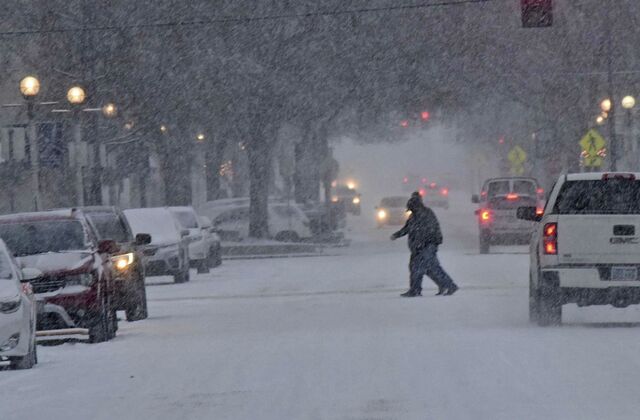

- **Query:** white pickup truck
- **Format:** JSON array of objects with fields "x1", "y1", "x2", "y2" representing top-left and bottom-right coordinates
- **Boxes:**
[{"x1": 518, "y1": 172, "x2": 640, "y2": 326}]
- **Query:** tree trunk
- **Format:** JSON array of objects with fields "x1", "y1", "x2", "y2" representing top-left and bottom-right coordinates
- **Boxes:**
[
  {"x1": 248, "y1": 137, "x2": 271, "y2": 239},
  {"x1": 206, "y1": 138, "x2": 227, "y2": 201}
]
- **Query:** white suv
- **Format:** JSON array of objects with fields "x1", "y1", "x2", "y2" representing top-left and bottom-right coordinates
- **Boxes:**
[{"x1": 519, "y1": 172, "x2": 640, "y2": 326}]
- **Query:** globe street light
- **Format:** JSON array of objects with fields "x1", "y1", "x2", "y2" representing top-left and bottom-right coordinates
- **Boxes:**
[
  {"x1": 160, "y1": 125, "x2": 168, "y2": 134},
  {"x1": 622, "y1": 95, "x2": 636, "y2": 110},
  {"x1": 67, "y1": 86, "x2": 86, "y2": 105},
  {"x1": 102, "y1": 102, "x2": 117, "y2": 118},
  {"x1": 601, "y1": 98, "x2": 612, "y2": 113},
  {"x1": 596, "y1": 115, "x2": 605, "y2": 126},
  {"x1": 19, "y1": 76, "x2": 41, "y2": 99},
  {"x1": 196, "y1": 133, "x2": 205, "y2": 142}
]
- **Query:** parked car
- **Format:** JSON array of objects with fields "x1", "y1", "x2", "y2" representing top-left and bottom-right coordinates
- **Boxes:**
[
  {"x1": 472, "y1": 177, "x2": 543, "y2": 254},
  {"x1": 0, "y1": 209, "x2": 118, "y2": 343},
  {"x1": 421, "y1": 182, "x2": 450, "y2": 209},
  {"x1": 519, "y1": 172, "x2": 640, "y2": 326},
  {"x1": 376, "y1": 196, "x2": 411, "y2": 228},
  {"x1": 124, "y1": 208, "x2": 190, "y2": 283},
  {"x1": 197, "y1": 199, "x2": 312, "y2": 242},
  {"x1": 331, "y1": 186, "x2": 361, "y2": 215},
  {"x1": 0, "y1": 240, "x2": 40, "y2": 370},
  {"x1": 83, "y1": 206, "x2": 151, "y2": 322},
  {"x1": 169, "y1": 206, "x2": 221, "y2": 274}
]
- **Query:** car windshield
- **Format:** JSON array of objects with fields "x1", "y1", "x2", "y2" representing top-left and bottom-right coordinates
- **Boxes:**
[
  {"x1": 486, "y1": 181, "x2": 510, "y2": 197},
  {"x1": 381, "y1": 197, "x2": 406, "y2": 207},
  {"x1": 513, "y1": 180, "x2": 536, "y2": 196},
  {"x1": 553, "y1": 180, "x2": 640, "y2": 214},
  {"x1": 172, "y1": 210, "x2": 199, "y2": 229},
  {"x1": 87, "y1": 212, "x2": 131, "y2": 243},
  {"x1": 125, "y1": 209, "x2": 180, "y2": 244},
  {"x1": 0, "y1": 220, "x2": 86, "y2": 256}
]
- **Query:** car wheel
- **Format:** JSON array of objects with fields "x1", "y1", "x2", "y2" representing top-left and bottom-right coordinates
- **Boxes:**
[
  {"x1": 529, "y1": 273, "x2": 540, "y2": 324},
  {"x1": 196, "y1": 259, "x2": 210, "y2": 274},
  {"x1": 537, "y1": 282, "x2": 562, "y2": 326},
  {"x1": 126, "y1": 274, "x2": 148, "y2": 322},
  {"x1": 10, "y1": 328, "x2": 37, "y2": 370},
  {"x1": 89, "y1": 295, "x2": 110, "y2": 343},
  {"x1": 209, "y1": 248, "x2": 222, "y2": 268},
  {"x1": 479, "y1": 232, "x2": 490, "y2": 254},
  {"x1": 174, "y1": 269, "x2": 190, "y2": 283}
]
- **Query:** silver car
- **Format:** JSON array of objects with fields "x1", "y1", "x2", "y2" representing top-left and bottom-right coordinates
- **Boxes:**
[{"x1": 0, "y1": 240, "x2": 40, "y2": 370}]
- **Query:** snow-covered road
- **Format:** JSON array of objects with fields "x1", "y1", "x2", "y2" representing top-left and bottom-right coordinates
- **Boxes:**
[{"x1": 2, "y1": 194, "x2": 640, "y2": 420}]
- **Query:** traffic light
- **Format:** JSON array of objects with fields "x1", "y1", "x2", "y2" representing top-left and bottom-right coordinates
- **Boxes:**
[{"x1": 521, "y1": 0, "x2": 552, "y2": 28}]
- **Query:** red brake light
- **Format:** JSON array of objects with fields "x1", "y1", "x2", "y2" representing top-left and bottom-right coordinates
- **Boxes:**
[
  {"x1": 536, "y1": 188, "x2": 544, "y2": 194},
  {"x1": 506, "y1": 193, "x2": 519, "y2": 200},
  {"x1": 430, "y1": 183, "x2": 437, "y2": 189},
  {"x1": 440, "y1": 188, "x2": 449, "y2": 196},
  {"x1": 536, "y1": 207, "x2": 544, "y2": 216},
  {"x1": 421, "y1": 177, "x2": 428, "y2": 184},
  {"x1": 480, "y1": 210, "x2": 491, "y2": 223},
  {"x1": 419, "y1": 188, "x2": 426, "y2": 197},
  {"x1": 543, "y1": 222, "x2": 557, "y2": 255}
]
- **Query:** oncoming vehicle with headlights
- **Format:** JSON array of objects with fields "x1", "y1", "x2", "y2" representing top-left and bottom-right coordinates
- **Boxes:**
[
  {"x1": 331, "y1": 186, "x2": 362, "y2": 215},
  {"x1": 0, "y1": 210, "x2": 118, "y2": 343},
  {"x1": 376, "y1": 196, "x2": 411, "y2": 228},
  {"x1": 0, "y1": 240, "x2": 40, "y2": 370},
  {"x1": 83, "y1": 207, "x2": 151, "y2": 322}
]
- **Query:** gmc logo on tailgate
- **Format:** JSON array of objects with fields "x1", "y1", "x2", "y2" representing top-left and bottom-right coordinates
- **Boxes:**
[{"x1": 610, "y1": 237, "x2": 639, "y2": 244}]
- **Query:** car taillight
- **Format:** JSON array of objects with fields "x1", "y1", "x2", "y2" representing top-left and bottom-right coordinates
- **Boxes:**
[
  {"x1": 536, "y1": 207, "x2": 544, "y2": 216},
  {"x1": 543, "y1": 222, "x2": 557, "y2": 255},
  {"x1": 419, "y1": 188, "x2": 426, "y2": 197},
  {"x1": 506, "y1": 193, "x2": 519, "y2": 200},
  {"x1": 480, "y1": 209, "x2": 492, "y2": 223},
  {"x1": 440, "y1": 188, "x2": 449, "y2": 196}
]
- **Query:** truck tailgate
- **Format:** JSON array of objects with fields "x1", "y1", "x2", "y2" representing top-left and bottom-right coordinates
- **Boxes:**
[{"x1": 558, "y1": 215, "x2": 640, "y2": 264}]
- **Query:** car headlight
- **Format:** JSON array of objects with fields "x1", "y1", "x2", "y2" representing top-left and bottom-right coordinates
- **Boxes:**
[
  {"x1": 64, "y1": 273, "x2": 95, "y2": 287},
  {"x1": 377, "y1": 209, "x2": 387, "y2": 220},
  {"x1": 112, "y1": 252, "x2": 135, "y2": 270},
  {"x1": 352, "y1": 197, "x2": 361, "y2": 204},
  {"x1": 0, "y1": 295, "x2": 21, "y2": 314}
]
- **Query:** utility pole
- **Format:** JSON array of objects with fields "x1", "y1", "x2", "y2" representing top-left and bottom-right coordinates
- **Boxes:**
[{"x1": 605, "y1": 3, "x2": 618, "y2": 171}]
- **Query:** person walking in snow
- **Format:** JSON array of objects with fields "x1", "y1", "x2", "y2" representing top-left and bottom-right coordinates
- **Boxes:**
[{"x1": 391, "y1": 192, "x2": 458, "y2": 297}]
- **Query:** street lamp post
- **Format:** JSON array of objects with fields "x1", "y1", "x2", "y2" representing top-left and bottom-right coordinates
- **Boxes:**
[
  {"x1": 622, "y1": 96, "x2": 636, "y2": 169},
  {"x1": 601, "y1": 98, "x2": 618, "y2": 170},
  {"x1": 68, "y1": 85, "x2": 87, "y2": 206},
  {"x1": 19, "y1": 76, "x2": 42, "y2": 210}
]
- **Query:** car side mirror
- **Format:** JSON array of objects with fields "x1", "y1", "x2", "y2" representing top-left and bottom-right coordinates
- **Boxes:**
[
  {"x1": 517, "y1": 206, "x2": 542, "y2": 222},
  {"x1": 98, "y1": 239, "x2": 119, "y2": 254},
  {"x1": 471, "y1": 194, "x2": 479, "y2": 204},
  {"x1": 21, "y1": 267, "x2": 42, "y2": 282},
  {"x1": 181, "y1": 229, "x2": 190, "y2": 238},
  {"x1": 135, "y1": 233, "x2": 152, "y2": 246}
]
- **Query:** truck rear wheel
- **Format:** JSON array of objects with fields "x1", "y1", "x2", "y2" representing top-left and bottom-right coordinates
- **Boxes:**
[
  {"x1": 479, "y1": 232, "x2": 490, "y2": 254},
  {"x1": 529, "y1": 274, "x2": 540, "y2": 323},
  {"x1": 537, "y1": 283, "x2": 562, "y2": 326}
]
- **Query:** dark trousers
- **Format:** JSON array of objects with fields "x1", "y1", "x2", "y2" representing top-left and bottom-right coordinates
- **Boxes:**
[{"x1": 409, "y1": 245, "x2": 455, "y2": 293}]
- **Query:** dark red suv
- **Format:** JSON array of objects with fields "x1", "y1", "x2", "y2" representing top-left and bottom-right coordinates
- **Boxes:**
[{"x1": 0, "y1": 209, "x2": 118, "y2": 343}]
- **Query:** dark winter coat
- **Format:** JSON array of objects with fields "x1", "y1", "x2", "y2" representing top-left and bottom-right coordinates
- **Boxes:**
[{"x1": 392, "y1": 196, "x2": 443, "y2": 254}]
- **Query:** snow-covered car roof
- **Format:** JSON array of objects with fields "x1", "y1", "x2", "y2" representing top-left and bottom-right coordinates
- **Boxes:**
[
  {"x1": 0, "y1": 209, "x2": 81, "y2": 224},
  {"x1": 564, "y1": 172, "x2": 640, "y2": 181}
]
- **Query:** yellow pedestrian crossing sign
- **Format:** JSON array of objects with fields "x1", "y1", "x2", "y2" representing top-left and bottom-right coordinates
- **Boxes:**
[
  {"x1": 579, "y1": 129, "x2": 606, "y2": 168},
  {"x1": 508, "y1": 146, "x2": 527, "y2": 165}
]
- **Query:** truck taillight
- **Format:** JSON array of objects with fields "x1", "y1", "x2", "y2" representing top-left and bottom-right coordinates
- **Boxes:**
[{"x1": 543, "y1": 222, "x2": 557, "y2": 255}]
